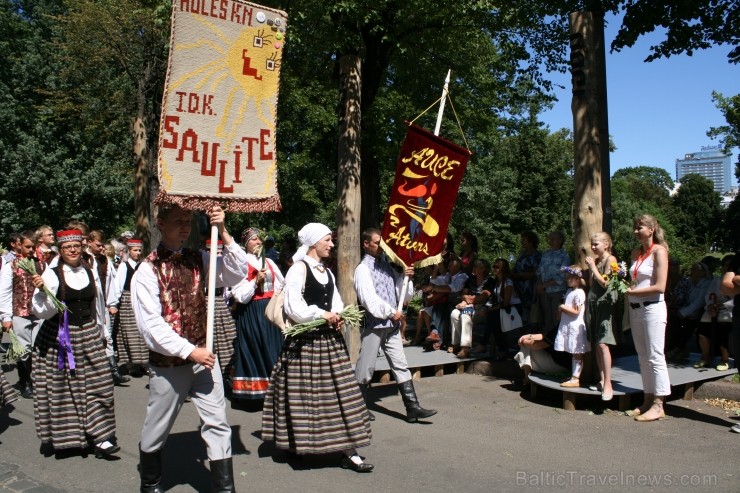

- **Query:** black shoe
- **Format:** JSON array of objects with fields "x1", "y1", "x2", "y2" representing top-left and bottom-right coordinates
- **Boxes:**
[
  {"x1": 210, "y1": 458, "x2": 235, "y2": 492},
  {"x1": 20, "y1": 381, "x2": 33, "y2": 399},
  {"x1": 94, "y1": 442, "x2": 121, "y2": 459},
  {"x1": 340, "y1": 456, "x2": 374, "y2": 472},
  {"x1": 139, "y1": 447, "x2": 164, "y2": 493},
  {"x1": 109, "y1": 356, "x2": 130, "y2": 385},
  {"x1": 398, "y1": 380, "x2": 437, "y2": 423}
]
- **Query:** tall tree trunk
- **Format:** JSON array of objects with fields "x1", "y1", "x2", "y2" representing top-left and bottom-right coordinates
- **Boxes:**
[
  {"x1": 570, "y1": 11, "x2": 608, "y2": 265},
  {"x1": 133, "y1": 66, "x2": 162, "y2": 252},
  {"x1": 132, "y1": 77, "x2": 152, "y2": 250},
  {"x1": 594, "y1": 12, "x2": 612, "y2": 236},
  {"x1": 337, "y1": 55, "x2": 363, "y2": 362}
]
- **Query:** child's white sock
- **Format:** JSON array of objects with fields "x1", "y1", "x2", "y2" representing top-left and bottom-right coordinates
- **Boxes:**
[{"x1": 572, "y1": 358, "x2": 583, "y2": 378}]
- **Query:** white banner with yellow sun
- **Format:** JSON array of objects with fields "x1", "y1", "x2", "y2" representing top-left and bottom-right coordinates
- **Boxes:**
[{"x1": 156, "y1": 0, "x2": 286, "y2": 212}]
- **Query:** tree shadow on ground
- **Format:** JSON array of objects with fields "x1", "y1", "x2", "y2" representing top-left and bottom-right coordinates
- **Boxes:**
[{"x1": 665, "y1": 403, "x2": 739, "y2": 429}]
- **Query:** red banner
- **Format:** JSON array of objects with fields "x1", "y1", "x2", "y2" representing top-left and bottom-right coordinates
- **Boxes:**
[{"x1": 380, "y1": 124, "x2": 472, "y2": 267}]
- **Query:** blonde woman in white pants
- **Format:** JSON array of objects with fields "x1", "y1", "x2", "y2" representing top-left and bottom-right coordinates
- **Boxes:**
[{"x1": 627, "y1": 214, "x2": 670, "y2": 422}]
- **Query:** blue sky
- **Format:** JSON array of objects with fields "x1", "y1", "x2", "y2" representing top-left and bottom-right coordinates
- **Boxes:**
[{"x1": 538, "y1": 14, "x2": 740, "y2": 184}]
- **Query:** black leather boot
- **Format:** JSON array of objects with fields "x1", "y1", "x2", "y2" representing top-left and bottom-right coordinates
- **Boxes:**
[
  {"x1": 358, "y1": 384, "x2": 375, "y2": 421},
  {"x1": 17, "y1": 359, "x2": 33, "y2": 399},
  {"x1": 139, "y1": 447, "x2": 164, "y2": 493},
  {"x1": 398, "y1": 380, "x2": 437, "y2": 423},
  {"x1": 210, "y1": 457, "x2": 235, "y2": 493},
  {"x1": 109, "y1": 356, "x2": 130, "y2": 385}
]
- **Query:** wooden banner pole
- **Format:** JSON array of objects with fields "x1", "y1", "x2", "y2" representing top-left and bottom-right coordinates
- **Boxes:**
[{"x1": 205, "y1": 223, "x2": 218, "y2": 353}]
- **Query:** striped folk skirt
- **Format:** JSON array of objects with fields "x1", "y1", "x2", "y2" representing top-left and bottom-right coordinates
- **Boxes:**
[
  {"x1": 114, "y1": 292, "x2": 149, "y2": 365},
  {"x1": 261, "y1": 327, "x2": 371, "y2": 454},
  {"x1": 0, "y1": 366, "x2": 18, "y2": 408},
  {"x1": 212, "y1": 299, "x2": 237, "y2": 376},
  {"x1": 232, "y1": 298, "x2": 284, "y2": 400},
  {"x1": 33, "y1": 320, "x2": 116, "y2": 450}
]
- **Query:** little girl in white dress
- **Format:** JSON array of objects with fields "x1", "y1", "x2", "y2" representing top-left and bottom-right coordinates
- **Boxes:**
[{"x1": 554, "y1": 266, "x2": 590, "y2": 387}]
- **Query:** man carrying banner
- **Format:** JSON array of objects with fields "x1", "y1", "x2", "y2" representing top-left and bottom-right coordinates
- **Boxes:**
[
  {"x1": 354, "y1": 228, "x2": 437, "y2": 423},
  {"x1": 131, "y1": 204, "x2": 246, "y2": 493}
]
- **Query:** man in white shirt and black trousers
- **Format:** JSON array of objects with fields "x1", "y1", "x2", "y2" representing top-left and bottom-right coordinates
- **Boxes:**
[
  {"x1": 131, "y1": 204, "x2": 247, "y2": 493},
  {"x1": 354, "y1": 228, "x2": 437, "y2": 423}
]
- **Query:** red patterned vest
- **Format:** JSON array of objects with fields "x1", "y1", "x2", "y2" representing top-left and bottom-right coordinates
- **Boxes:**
[
  {"x1": 12, "y1": 258, "x2": 40, "y2": 317},
  {"x1": 145, "y1": 246, "x2": 207, "y2": 367}
]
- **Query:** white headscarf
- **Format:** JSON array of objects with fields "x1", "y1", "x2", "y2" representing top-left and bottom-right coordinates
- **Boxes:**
[{"x1": 292, "y1": 223, "x2": 332, "y2": 263}]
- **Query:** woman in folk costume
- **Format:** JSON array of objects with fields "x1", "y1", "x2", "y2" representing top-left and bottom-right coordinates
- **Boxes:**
[
  {"x1": 205, "y1": 239, "x2": 238, "y2": 386},
  {"x1": 0, "y1": 366, "x2": 19, "y2": 409},
  {"x1": 107, "y1": 238, "x2": 148, "y2": 377},
  {"x1": 261, "y1": 223, "x2": 373, "y2": 472},
  {"x1": 30, "y1": 229, "x2": 119, "y2": 459},
  {"x1": 231, "y1": 228, "x2": 285, "y2": 402}
]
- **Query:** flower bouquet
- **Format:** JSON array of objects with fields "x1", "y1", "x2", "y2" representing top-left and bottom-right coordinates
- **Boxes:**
[
  {"x1": 602, "y1": 261, "x2": 630, "y2": 304},
  {"x1": 4, "y1": 328, "x2": 30, "y2": 363},
  {"x1": 282, "y1": 305, "x2": 365, "y2": 338},
  {"x1": 16, "y1": 258, "x2": 67, "y2": 313}
]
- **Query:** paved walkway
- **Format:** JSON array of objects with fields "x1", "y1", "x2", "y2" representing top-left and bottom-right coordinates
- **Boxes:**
[{"x1": 1, "y1": 369, "x2": 738, "y2": 492}]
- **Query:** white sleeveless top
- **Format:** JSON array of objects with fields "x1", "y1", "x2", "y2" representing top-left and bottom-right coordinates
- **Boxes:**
[{"x1": 630, "y1": 253, "x2": 664, "y2": 303}]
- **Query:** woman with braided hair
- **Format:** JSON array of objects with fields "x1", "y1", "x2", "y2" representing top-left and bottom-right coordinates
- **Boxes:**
[{"x1": 31, "y1": 229, "x2": 119, "y2": 458}]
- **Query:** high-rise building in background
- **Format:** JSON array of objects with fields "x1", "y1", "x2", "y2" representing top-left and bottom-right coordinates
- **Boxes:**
[{"x1": 675, "y1": 146, "x2": 734, "y2": 194}]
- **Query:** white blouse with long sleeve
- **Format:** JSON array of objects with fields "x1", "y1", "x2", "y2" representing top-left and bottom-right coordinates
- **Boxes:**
[
  {"x1": 230, "y1": 254, "x2": 285, "y2": 304},
  {"x1": 283, "y1": 257, "x2": 342, "y2": 324},
  {"x1": 130, "y1": 242, "x2": 247, "y2": 361},
  {"x1": 32, "y1": 263, "x2": 105, "y2": 329}
]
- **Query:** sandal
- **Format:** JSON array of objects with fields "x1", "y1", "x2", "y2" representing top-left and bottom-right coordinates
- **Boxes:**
[
  {"x1": 560, "y1": 378, "x2": 580, "y2": 388},
  {"x1": 716, "y1": 361, "x2": 730, "y2": 371},
  {"x1": 692, "y1": 360, "x2": 708, "y2": 369}
]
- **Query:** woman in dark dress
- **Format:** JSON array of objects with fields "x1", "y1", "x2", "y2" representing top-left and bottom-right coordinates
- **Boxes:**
[
  {"x1": 31, "y1": 229, "x2": 119, "y2": 458},
  {"x1": 231, "y1": 228, "x2": 285, "y2": 402},
  {"x1": 584, "y1": 232, "x2": 620, "y2": 402},
  {"x1": 261, "y1": 223, "x2": 372, "y2": 472}
]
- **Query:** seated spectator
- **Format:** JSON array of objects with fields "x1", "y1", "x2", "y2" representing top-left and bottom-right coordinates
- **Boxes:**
[
  {"x1": 449, "y1": 259, "x2": 494, "y2": 358},
  {"x1": 476, "y1": 258, "x2": 522, "y2": 358},
  {"x1": 459, "y1": 231, "x2": 479, "y2": 276},
  {"x1": 665, "y1": 261, "x2": 711, "y2": 362},
  {"x1": 415, "y1": 258, "x2": 467, "y2": 346},
  {"x1": 695, "y1": 254, "x2": 734, "y2": 370},
  {"x1": 515, "y1": 327, "x2": 571, "y2": 384}
]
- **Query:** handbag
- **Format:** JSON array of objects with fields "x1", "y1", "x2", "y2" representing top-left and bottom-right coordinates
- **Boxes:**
[
  {"x1": 265, "y1": 286, "x2": 289, "y2": 330},
  {"x1": 264, "y1": 262, "x2": 307, "y2": 330},
  {"x1": 500, "y1": 306, "x2": 523, "y2": 333}
]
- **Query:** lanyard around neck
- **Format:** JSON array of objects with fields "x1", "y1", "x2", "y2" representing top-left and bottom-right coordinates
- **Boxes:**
[{"x1": 632, "y1": 243, "x2": 654, "y2": 279}]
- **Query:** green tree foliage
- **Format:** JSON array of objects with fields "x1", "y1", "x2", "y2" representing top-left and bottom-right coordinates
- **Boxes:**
[
  {"x1": 707, "y1": 91, "x2": 740, "y2": 180},
  {"x1": 609, "y1": 0, "x2": 739, "y2": 64},
  {"x1": 722, "y1": 195, "x2": 740, "y2": 251},
  {"x1": 0, "y1": 0, "x2": 134, "y2": 236},
  {"x1": 671, "y1": 173, "x2": 723, "y2": 249}
]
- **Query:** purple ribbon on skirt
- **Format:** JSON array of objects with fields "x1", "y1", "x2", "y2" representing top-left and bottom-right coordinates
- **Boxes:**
[{"x1": 57, "y1": 303, "x2": 75, "y2": 371}]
